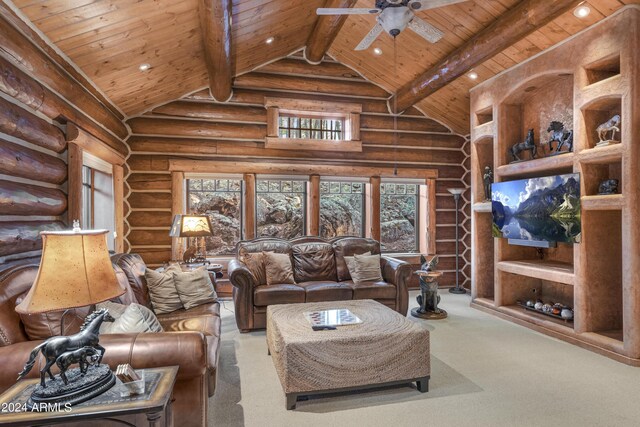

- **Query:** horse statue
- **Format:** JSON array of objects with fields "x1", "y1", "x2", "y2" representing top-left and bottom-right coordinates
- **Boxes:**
[
  {"x1": 596, "y1": 114, "x2": 621, "y2": 143},
  {"x1": 56, "y1": 346, "x2": 101, "y2": 385},
  {"x1": 510, "y1": 129, "x2": 537, "y2": 162},
  {"x1": 416, "y1": 255, "x2": 440, "y2": 312},
  {"x1": 546, "y1": 121, "x2": 573, "y2": 153},
  {"x1": 17, "y1": 308, "x2": 114, "y2": 387}
]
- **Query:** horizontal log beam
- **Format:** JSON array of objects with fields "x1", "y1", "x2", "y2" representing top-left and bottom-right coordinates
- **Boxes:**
[
  {"x1": 128, "y1": 117, "x2": 265, "y2": 140},
  {"x1": 131, "y1": 248, "x2": 172, "y2": 266},
  {"x1": 234, "y1": 72, "x2": 389, "y2": 98},
  {"x1": 360, "y1": 115, "x2": 450, "y2": 133},
  {"x1": 0, "y1": 138, "x2": 67, "y2": 184},
  {"x1": 0, "y1": 221, "x2": 65, "y2": 257},
  {"x1": 65, "y1": 123, "x2": 126, "y2": 165},
  {"x1": 0, "y1": 56, "x2": 128, "y2": 157},
  {"x1": 199, "y1": 0, "x2": 233, "y2": 102},
  {"x1": 128, "y1": 192, "x2": 172, "y2": 209},
  {"x1": 0, "y1": 179, "x2": 67, "y2": 216},
  {"x1": 127, "y1": 211, "x2": 172, "y2": 228},
  {"x1": 389, "y1": 0, "x2": 583, "y2": 113},
  {"x1": 305, "y1": 0, "x2": 357, "y2": 64},
  {"x1": 0, "y1": 13, "x2": 128, "y2": 139},
  {"x1": 152, "y1": 101, "x2": 266, "y2": 122},
  {"x1": 259, "y1": 58, "x2": 362, "y2": 80},
  {"x1": 127, "y1": 173, "x2": 172, "y2": 191},
  {"x1": 361, "y1": 131, "x2": 465, "y2": 149},
  {"x1": 127, "y1": 229, "x2": 172, "y2": 246},
  {"x1": 169, "y1": 159, "x2": 438, "y2": 179},
  {"x1": 0, "y1": 96, "x2": 66, "y2": 153}
]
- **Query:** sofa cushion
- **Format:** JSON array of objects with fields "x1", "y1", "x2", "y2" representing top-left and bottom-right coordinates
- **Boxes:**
[
  {"x1": 332, "y1": 237, "x2": 381, "y2": 282},
  {"x1": 111, "y1": 253, "x2": 151, "y2": 307},
  {"x1": 254, "y1": 284, "x2": 305, "y2": 306},
  {"x1": 351, "y1": 253, "x2": 383, "y2": 284},
  {"x1": 241, "y1": 252, "x2": 267, "y2": 286},
  {"x1": 264, "y1": 252, "x2": 296, "y2": 285},
  {"x1": 238, "y1": 239, "x2": 292, "y2": 259},
  {"x1": 173, "y1": 267, "x2": 217, "y2": 310},
  {"x1": 97, "y1": 301, "x2": 163, "y2": 334},
  {"x1": 17, "y1": 304, "x2": 90, "y2": 341},
  {"x1": 159, "y1": 314, "x2": 220, "y2": 337},
  {"x1": 145, "y1": 268, "x2": 183, "y2": 314},
  {"x1": 297, "y1": 281, "x2": 353, "y2": 302},
  {"x1": 292, "y1": 242, "x2": 337, "y2": 283},
  {"x1": 343, "y1": 280, "x2": 397, "y2": 300},
  {"x1": 111, "y1": 263, "x2": 137, "y2": 305}
]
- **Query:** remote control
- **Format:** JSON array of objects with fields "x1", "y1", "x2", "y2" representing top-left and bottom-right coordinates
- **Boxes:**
[{"x1": 312, "y1": 325, "x2": 337, "y2": 331}]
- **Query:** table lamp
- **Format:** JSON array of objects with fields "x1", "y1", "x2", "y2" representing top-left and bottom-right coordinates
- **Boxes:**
[
  {"x1": 170, "y1": 214, "x2": 213, "y2": 263},
  {"x1": 15, "y1": 227, "x2": 125, "y2": 408}
]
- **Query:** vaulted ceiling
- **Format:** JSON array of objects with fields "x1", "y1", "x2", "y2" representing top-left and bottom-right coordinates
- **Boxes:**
[{"x1": 9, "y1": 0, "x2": 637, "y2": 135}]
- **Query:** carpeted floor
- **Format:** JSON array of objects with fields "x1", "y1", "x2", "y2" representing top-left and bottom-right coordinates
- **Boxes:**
[{"x1": 209, "y1": 292, "x2": 640, "y2": 427}]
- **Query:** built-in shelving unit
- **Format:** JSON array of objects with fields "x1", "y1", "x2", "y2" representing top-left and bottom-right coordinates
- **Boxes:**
[{"x1": 469, "y1": 7, "x2": 640, "y2": 366}]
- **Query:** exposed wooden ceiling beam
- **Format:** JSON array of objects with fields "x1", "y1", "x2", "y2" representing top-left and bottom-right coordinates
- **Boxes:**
[
  {"x1": 388, "y1": 0, "x2": 583, "y2": 115},
  {"x1": 199, "y1": 0, "x2": 233, "y2": 102},
  {"x1": 304, "y1": 0, "x2": 358, "y2": 65}
]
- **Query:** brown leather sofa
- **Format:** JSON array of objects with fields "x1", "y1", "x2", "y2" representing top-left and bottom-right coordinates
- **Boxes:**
[
  {"x1": 0, "y1": 253, "x2": 220, "y2": 427},
  {"x1": 228, "y1": 236, "x2": 412, "y2": 332}
]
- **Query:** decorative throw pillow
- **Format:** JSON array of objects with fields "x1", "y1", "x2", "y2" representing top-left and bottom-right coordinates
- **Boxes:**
[
  {"x1": 263, "y1": 252, "x2": 296, "y2": 285},
  {"x1": 172, "y1": 267, "x2": 217, "y2": 310},
  {"x1": 242, "y1": 252, "x2": 267, "y2": 286},
  {"x1": 344, "y1": 251, "x2": 372, "y2": 278},
  {"x1": 97, "y1": 301, "x2": 163, "y2": 334},
  {"x1": 17, "y1": 305, "x2": 90, "y2": 340},
  {"x1": 351, "y1": 253, "x2": 383, "y2": 284},
  {"x1": 144, "y1": 268, "x2": 183, "y2": 314}
]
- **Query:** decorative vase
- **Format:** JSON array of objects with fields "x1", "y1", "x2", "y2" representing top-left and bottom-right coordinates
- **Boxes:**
[{"x1": 561, "y1": 308, "x2": 574, "y2": 320}]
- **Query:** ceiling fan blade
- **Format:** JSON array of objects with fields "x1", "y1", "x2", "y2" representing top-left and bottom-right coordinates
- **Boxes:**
[
  {"x1": 408, "y1": 0, "x2": 469, "y2": 11},
  {"x1": 355, "y1": 23, "x2": 384, "y2": 51},
  {"x1": 316, "y1": 8, "x2": 381, "y2": 15},
  {"x1": 408, "y1": 18, "x2": 444, "y2": 43}
]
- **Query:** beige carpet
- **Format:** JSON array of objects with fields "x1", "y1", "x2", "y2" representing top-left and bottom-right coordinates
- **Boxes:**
[{"x1": 209, "y1": 292, "x2": 640, "y2": 427}]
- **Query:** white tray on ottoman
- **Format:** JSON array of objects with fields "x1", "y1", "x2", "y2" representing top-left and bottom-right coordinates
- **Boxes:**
[{"x1": 266, "y1": 299, "x2": 430, "y2": 409}]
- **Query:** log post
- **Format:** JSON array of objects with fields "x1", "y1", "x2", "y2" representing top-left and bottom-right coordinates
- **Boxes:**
[
  {"x1": 199, "y1": 0, "x2": 233, "y2": 102},
  {"x1": 171, "y1": 171, "x2": 185, "y2": 261},
  {"x1": 309, "y1": 175, "x2": 320, "y2": 236},
  {"x1": 67, "y1": 143, "x2": 83, "y2": 227},
  {"x1": 427, "y1": 178, "x2": 437, "y2": 255},
  {"x1": 370, "y1": 176, "x2": 381, "y2": 241},
  {"x1": 388, "y1": 0, "x2": 583, "y2": 113},
  {"x1": 243, "y1": 173, "x2": 256, "y2": 240},
  {"x1": 113, "y1": 165, "x2": 124, "y2": 252},
  {"x1": 305, "y1": 0, "x2": 357, "y2": 64},
  {"x1": 66, "y1": 123, "x2": 125, "y2": 166}
]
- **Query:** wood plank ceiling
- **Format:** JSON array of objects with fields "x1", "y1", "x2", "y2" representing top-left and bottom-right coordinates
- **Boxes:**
[{"x1": 9, "y1": 0, "x2": 637, "y2": 134}]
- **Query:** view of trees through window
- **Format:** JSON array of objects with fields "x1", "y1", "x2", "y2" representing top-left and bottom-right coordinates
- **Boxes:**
[
  {"x1": 279, "y1": 115, "x2": 343, "y2": 140},
  {"x1": 380, "y1": 183, "x2": 419, "y2": 252},
  {"x1": 187, "y1": 178, "x2": 243, "y2": 256},
  {"x1": 256, "y1": 179, "x2": 306, "y2": 239},
  {"x1": 320, "y1": 181, "x2": 365, "y2": 238}
]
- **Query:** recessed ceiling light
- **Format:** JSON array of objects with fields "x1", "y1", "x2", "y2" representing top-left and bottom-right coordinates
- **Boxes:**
[
  {"x1": 468, "y1": 71, "x2": 478, "y2": 80},
  {"x1": 265, "y1": 37, "x2": 275, "y2": 44},
  {"x1": 373, "y1": 47, "x2": 382, "y2": 56},
  {"x1": 573, "y1": 4, "x2": 591, "y2": 18},
  {"x1": 138, "y1": 63, "x2": 151, "y2": 71}
]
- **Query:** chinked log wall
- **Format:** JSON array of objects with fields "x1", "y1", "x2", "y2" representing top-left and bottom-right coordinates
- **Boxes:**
[
  {"x1": 125, "y1": 55, "x2": 471, "y2": 287},
  {"x1": 0, "y1": 11, "x2": 128, "y2": 262}
]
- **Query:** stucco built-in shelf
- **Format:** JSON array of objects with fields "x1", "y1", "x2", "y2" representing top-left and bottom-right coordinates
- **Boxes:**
[
  {"x1": 578, "y1": 74, "x2": 624, "y2": 108},
  {"x1": 578, "y1": 143, "x2": 623, "y2": 164},
  {"x1": 581, "y1": 194, "x2": 624, "y2": 210},
  {"x1": 497, "y1": 260, "x2": 574, "y2": 285},
  {"x1": 496, "y1": 153, "x2": 574, "y2": 179},
  {"x1": 500, "y1": 305, "x2": 574, "y2": 333},
  {"x1": 473, "y1": 202, "x2": 492, "y2": 212}
]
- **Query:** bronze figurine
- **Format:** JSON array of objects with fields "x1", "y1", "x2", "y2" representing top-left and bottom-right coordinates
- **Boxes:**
[
  {"x1": 598, "y1": 179, "x2": 619, "y2": 195},
  {"x1": 596, "y1": 114, "x2": 621, "y2": 145},
  {"x1": 483, "y1": 166, "x2": 493, "y2": 201},
  {"x1": 546, "y1": 121, "x2": 573, "y2": 154},
  {"x1": 510, "y1": 129, "x2": 537, "y2": 162},
  {"x1": 56, "y1": 346, "x2": 101, "y2": 385}
]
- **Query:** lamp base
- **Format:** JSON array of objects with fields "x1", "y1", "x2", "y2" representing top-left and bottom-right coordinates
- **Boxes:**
[
  {"x1": 27, "y1": 364, "x2": 115, "y2": 409},
  {"x1": 448, "y1": 287, "x2": 467, "y2": 294}
]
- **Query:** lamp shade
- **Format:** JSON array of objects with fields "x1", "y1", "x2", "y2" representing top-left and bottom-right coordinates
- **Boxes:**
[
  {"x1": 170, "y1": 215, "x2": 213, "y2": 238},
  {"x1": 15, "y1": 230, "x2": 125, "y2": 314}
]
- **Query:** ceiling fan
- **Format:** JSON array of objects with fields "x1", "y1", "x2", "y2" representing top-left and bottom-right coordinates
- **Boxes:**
[{"x1": 317, "y1": 0, "x2": 468, "y2": 50}]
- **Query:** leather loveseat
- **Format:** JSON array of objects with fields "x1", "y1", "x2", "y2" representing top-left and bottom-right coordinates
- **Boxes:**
[
  {"x1": 228, "y1": 236, "x2": 412, "y2": 332},
  {"x1": 0, "y1": 253, "x2": 220, "y2": 427}
]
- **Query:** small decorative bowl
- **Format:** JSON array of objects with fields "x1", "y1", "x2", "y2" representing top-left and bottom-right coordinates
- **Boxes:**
[
  {"x1": 120, "y1": 370, "x2": 145, "y2": 397},
  {"x1": 561, "y1": 308, "x2": 574, "y2": 320},
  {"x1": 534, "y1": 302, "x2": 543, "y2": 310}
]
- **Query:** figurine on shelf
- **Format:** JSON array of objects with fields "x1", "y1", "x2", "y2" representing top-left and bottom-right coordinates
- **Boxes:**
[
  {"x1": 596, "y1": 114, "x2": 621, "y2": 146},
  {"x1": 510, "y1": 129, "x2": 537, "y2": 162},
  {"x1": 546, "y1": 121, "x2": 573, "y2": 155},
  {"x1": 598, "y1": 179, "x2": 619, "y2": 195},
  {"x1": 483, "y1": 166, "x2": 493, "y2": 201}
]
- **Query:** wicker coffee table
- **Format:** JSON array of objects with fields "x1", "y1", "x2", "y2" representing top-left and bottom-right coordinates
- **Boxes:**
[{"x1": 266, "y1": 300, "x2": 430, "y2": 409}]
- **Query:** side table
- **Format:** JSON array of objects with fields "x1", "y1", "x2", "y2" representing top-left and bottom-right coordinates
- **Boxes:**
[{"x1": 0, "y1": 366, "x2": 178, "y2": 427}]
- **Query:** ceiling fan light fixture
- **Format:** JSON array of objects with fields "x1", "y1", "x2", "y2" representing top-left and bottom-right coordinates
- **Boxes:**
[
  {"x1": 265, "y1": 36, "x2": 275, "y2": 44},
  {"x1": 373, "y1": 47, "x2": 383, "y2": 56},
  {"x1": 573, "y1": 3, "x2": 591, "y2": 18}
]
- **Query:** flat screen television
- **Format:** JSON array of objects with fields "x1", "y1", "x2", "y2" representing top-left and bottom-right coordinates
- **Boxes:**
[{"x1": 491, "y1": 173, "x2": 581, "y2": 247}]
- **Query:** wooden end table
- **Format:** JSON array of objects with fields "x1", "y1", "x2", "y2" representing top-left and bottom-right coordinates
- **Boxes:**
[{"x1": 0, "y1": 366, "x2": 178, "y2": 427}]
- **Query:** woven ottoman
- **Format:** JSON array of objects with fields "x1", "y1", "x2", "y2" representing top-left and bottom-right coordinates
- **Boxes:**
[{"x1": 266, "y1": 299, "x2": 430, "y2": 409}]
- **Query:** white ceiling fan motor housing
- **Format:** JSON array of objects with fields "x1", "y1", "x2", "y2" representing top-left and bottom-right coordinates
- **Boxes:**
[{"x1": 377, "y1": 6, "x2": 413, "y2": 37}]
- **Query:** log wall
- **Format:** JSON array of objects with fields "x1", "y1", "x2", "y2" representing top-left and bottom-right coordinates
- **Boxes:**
[
  {"x1": 0, "y1": 12, "x2": 128, "y2": 262},
  {"x1": 125, "y1": 54, "x2": 471, "y2": 287}
]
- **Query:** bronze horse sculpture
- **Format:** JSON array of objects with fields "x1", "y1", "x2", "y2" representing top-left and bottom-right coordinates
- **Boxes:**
[
  {"x1": 596, "y1": 114, "x2": 621, "y2": 142},
  {"x1": 510, "y1": 129, "x2": 537, "y2": 162},
  {"x1": 17, "y1": 308, "x2": 115, "y2": 387},
  {"x1": 546, "y1": 121, "x2": 573, "y2": 153},
  {"x1": 56, "y1": 346, "x2": 100, "y2": 385}
]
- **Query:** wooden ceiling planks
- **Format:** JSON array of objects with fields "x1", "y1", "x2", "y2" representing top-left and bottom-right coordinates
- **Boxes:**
[{"x1": 10, "y1": 0, "x2": 636, "y2": 131}]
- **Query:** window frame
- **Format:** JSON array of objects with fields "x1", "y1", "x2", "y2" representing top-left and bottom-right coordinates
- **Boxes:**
[
  {"x1": 255, "y1": 177, "x2": 308, "y2": 240},
  {"x1": 319, "y1": 179, "x2": 367, "y2": 239},
  {"x1": 379, "y1": 181, "x2": 422, "y2": 254}
]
